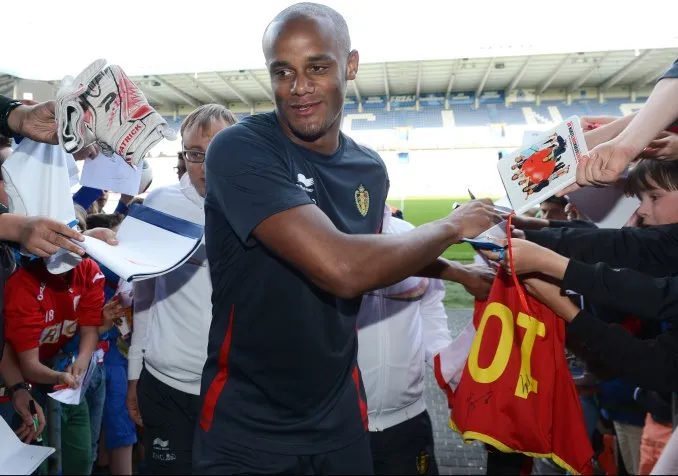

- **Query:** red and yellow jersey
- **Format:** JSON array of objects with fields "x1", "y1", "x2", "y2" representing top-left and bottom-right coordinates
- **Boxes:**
[
  {"x1": 449, "y1": 269, "x2": 593, "y2": 475},
  {"x1": 5, "y1": 259, "x2": 105, "y2": 361}
]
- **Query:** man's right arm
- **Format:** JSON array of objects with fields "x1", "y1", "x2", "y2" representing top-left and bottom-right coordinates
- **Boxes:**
[
  {"x1": 207, "y1": 126, "x2": 499, "y2": 300},
  {"x1": 253, "y1": 204, "x2": 493, "y2": 299}
]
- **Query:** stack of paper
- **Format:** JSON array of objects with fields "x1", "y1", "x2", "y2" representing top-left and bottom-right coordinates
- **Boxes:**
[
  {"x1": 79, "y1": 204, "x2": 204, "y2": 282},
  {"x1": 0, "y1": 418, "x2": 54, "y2": 475}
]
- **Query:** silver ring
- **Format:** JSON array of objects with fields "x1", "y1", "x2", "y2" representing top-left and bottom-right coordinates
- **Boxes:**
[{"x1": 498, "y1": 248, "x2": 506, "y2": 261}]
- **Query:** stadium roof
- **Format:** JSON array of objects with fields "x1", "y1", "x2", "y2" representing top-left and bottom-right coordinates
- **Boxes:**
[{"x1": 126, "y1": 48, "x2": 678, "y2": 109}]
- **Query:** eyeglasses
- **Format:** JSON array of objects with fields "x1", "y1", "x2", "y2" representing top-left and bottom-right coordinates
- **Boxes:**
[{"x1": 181, "y1": 149, "x2": 206, "y2": 163}]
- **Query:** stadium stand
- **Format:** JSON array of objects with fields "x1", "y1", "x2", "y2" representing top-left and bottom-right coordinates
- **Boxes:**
[
  {"x1": 149, "y1": 97, "x2": 648, "y2": 197},
  {"x1": 160, "y1": 97, "x2": 645, "y2": 142}
]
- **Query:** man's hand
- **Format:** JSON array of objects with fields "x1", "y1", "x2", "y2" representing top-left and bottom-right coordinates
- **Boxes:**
[
  {"x1": 126, "y1": 380, "x2": 143, "y2": 427},
  {"x1": 84, "y1": 227, "x2": 119, "y2": 245},
  {"x1": 448, "y1": 200, "x2": 501, "y2": 239},
  {"x1": 522, "y1": 276, "x2": 579, "y2": 323},
  {"x1": 558, "y1": 139, "x2": 638, "y2": 196},
  {"x1": 12, "y1": 390, "x2": 45, "y2": 443},
  {"x1": 6, "y1": 101, "x2": 58, "y2": 145},
  {"x1": 639, "y1": 131, "x2": 678, "y2": 161},
  {"x1": 18, "y1": 216, "x2": 85, "y2": 257},
  {"x1": 459, "y1": 264, "x2": 495, "y2": 300}
]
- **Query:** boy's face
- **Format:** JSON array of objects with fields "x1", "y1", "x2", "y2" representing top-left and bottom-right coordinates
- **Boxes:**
[{"x1": 637, "y1": 180, "x2": 678, "y2": 226}]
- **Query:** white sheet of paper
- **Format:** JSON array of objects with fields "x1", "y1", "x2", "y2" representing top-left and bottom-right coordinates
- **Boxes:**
[
  {"x1": 47, "y1": 385, "x2": 83, "y2": 405},
  {"x1": 0, "y1": 418, "x2": 54, "y2": 475},
  {"x1": 79, "y1": 213, "x2": 203, "y2": 282},
  {"x1": 48, "y1": 354, "x2": 97, "y2": 405},
  {"x1": 80, "y1": 153, "x2": 142, "y2": 196},
  {"x1": 2, "y1": 139, "x2": 76, "y2": 226}
]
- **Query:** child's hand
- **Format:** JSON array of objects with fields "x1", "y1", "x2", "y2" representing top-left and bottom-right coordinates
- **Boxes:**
[
  {"x1": 69, "y1": 356, "x2": 90, "y2": 381},
  {"x1": 57, "y1": 372, "x2": 79, "y2": 389},
  {"x1": 102, "y1": 297, "x2": 125, "y2": 326},
  {"x1": 480, "y1": 238, "x2": 552, "y2": 275},
  {"x1": 523, "y1": 276, "x2": 579, "y2": 322}
]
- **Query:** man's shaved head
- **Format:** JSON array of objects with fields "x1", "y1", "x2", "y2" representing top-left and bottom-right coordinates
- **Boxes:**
[
  {"x1": 263, "y1": 2, "x2": 351, "y2": 57},
  {"x1": 262, "y1": 2, "x2": 359, "y2": 154}
]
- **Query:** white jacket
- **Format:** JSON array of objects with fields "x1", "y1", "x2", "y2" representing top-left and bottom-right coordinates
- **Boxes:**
[
  {"x1": 127, "y1": 174, "x2": 212, "y2": 395},
  {"x1": 357, "y1": 209, "x2": 475, "y2": 431}
]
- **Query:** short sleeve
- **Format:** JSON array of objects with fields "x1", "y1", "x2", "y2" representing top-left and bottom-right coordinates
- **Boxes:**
[
  {"x1": 205, "y1": 124, "x2": 313, "y2": 244},
  {"x1": 4, "y1": 270, "x2": 43, "y2": 353},
  {"x1": 660, "y1": 59, "x2": 678, "y2": 80},
  {"x1": 77, "y1": 259, "x2": 105, "y2": 327}
]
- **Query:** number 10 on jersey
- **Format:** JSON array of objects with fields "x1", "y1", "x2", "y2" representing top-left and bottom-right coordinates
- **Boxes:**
[{"x1": 467, "y1": 302, "x2": 546, "y2": 399}]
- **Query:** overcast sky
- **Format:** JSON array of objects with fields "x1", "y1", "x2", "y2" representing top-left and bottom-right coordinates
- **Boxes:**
[{"x1": 6, "y1": 0, "x2": 677, "y2": 80}]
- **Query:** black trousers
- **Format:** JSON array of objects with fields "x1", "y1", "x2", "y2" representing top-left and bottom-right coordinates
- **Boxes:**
[
  {"x1": 193, "y1": 431, "x2": 374, "y2": 475},
  {"x1": 369, "y1": 410, "x2": 439, "y2": 475},
  {"x1": 138, "y1": 367, "x2": 201, "y2": 475},
  {"x1": 485, "y1": 448, "x2": 532, "y2": 475}
]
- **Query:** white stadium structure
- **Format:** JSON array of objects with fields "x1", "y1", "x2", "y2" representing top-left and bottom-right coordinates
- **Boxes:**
[{"x1": 1, "y1": 46, "x2": 677, "y2": 199}]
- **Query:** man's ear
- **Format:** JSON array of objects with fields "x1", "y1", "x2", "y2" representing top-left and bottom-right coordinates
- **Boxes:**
[{"x1": 346, "y1": 50, "x2": 359, "y2": 81}]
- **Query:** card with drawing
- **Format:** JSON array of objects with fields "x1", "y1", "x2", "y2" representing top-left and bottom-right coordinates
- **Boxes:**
[{"x1": 497, "y1": 116, "x2": 588, "y2": 215}]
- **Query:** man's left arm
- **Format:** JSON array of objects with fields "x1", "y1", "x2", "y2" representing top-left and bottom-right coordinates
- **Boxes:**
[{"x1": 417, "y1": 258, "x2": 494, "y2": 300}]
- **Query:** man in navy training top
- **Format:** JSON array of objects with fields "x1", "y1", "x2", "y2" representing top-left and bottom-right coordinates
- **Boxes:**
[{"x1": 194, "y1": 2, "x2": 500, "y2": 474}]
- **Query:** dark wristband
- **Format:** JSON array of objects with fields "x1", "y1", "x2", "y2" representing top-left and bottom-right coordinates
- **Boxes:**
[
  {"x1": 7, "y1": 381, "x2": 31, "y2": 399},
  {"x1": 0, "y1": 99, "x2": 23, "y2": 138}
]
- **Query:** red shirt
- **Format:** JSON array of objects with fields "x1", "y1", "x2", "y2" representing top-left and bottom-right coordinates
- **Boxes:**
[
  {"x1": 522, "y1": 148, "x2": 556, "y2": 184},
  {"x1": 449, "y1": 269, "x2": 594, "y2": 474},
  {"x1": 5, "y1": 258, "x2": 105, "y2": 361}
]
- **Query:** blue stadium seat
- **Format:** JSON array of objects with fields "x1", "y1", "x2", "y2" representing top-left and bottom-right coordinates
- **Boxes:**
[{"x1": 166, "y1": 97, "x2": 645, "y2": 144}]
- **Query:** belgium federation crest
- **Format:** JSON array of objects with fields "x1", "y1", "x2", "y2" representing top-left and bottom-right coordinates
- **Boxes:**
[
  {"x1": 354, "y1": 184, "x2": 370, "y2": 217},
  {"x1": 416, "y1": 449, "x2": 430, "y2": 474}
]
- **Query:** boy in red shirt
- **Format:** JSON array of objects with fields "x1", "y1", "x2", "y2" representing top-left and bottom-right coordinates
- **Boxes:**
[{"x1": 4, "y1": 256, "x2": 105, "y2": 474}]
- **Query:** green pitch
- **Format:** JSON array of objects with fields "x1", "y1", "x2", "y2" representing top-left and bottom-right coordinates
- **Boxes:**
[
  {"x1": 385, "y1": 196, "x2": 503, "y2": 308},
  {"x1": 386, "y1": 196, "x2": 493, "y2": 262}
]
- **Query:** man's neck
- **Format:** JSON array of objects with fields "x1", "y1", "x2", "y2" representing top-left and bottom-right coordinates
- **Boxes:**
[{"x1": 276, "y1": 112, "x2": 342, "y2": 156}]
